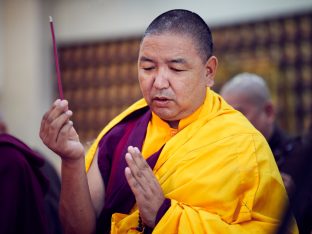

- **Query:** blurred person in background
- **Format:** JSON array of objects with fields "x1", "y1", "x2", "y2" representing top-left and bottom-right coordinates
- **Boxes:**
[
  {"x1": 280, "y1": 123, "x2": 312, "y2": 234},
  {"x1": 220, "y1": 73, "x2": 301, "y2": 191},
  {"x1": 0, "y1": 113, "x2": 62, "y2": 234},
  {"x1": 220, "y1": 72, "x2": 310, "y2": 233}
]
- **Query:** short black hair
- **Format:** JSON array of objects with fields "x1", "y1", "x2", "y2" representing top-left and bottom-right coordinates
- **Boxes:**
[{"x1": 143, "y1": 9, "x2": 213, "y2": 62}]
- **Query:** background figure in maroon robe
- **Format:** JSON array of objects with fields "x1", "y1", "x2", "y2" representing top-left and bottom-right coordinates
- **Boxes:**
[
  {"x1": 0, "y1": 114, "x2": 62, "y2": 234},
  {"x1": 0, "y1": 133, "x2": 50, "y2": 234}
]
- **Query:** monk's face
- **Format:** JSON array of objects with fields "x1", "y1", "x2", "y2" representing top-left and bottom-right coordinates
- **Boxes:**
[{"x1": 138, "y1": 33, "x2": 215, "y2": 123}]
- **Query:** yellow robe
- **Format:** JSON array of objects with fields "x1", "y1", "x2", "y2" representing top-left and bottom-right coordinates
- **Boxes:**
[{"x1": 86, "y1": 89, "x2": 297, "y2": 233}]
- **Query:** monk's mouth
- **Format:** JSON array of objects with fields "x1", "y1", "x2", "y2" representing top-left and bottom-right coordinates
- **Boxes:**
[
  {"x1": 154, "y1": 97, "x2": 169, "y2": 101},
  {"x1": 153, "y1": 97, "x2": 170, "y2": 106}
]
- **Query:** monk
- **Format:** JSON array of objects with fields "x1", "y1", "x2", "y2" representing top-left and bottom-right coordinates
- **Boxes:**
[{"x1": 40, "y1": 9, "x2": 298, "y2": 233}]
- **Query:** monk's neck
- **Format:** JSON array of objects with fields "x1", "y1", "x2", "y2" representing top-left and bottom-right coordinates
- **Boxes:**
[{"x1": 167, "y1": 120, "x2": 179, "y2": 129}]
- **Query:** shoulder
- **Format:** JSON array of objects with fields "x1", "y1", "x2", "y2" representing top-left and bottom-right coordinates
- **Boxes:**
[
  {"x1": 0, "y1": 143, "x2": 28, "y2": 166},
  {"x1": 202, "y1": 107, "x2": 262, "y2": 141},
  {"x1": 0, "y1": 133, "x2": 44, "y2": 174}
]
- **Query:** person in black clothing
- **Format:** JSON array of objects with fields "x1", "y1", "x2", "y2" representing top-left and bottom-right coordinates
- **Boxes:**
[
  {"x1": 277, "y1": 125, "x2": 312, "y2": 234},
  {"x1": 220, "y1": 73, "x2": 311, "y2": 233},
  {"x1": 267, "y1": 124, "x2": 301, "y2": 189}
]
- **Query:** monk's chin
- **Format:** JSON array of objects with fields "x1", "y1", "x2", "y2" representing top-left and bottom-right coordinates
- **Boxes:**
[{"x1": 152, "y1": 109, "x2": 178, "y2": 121}]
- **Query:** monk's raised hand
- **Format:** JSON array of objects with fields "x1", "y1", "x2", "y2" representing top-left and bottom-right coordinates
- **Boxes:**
[
  {"x1": 40, "y1": 99, "x2": 85, "y2": 161},
  {"x1": 124, "y1": 146, "x2": 164, "y2": 228}
]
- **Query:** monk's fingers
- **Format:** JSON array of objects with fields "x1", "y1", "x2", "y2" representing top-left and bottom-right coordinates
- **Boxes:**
[
  {"x1": 125, "y1": 165, "x2": 165, "y2": 228},
  {"x1": 125, "y1": 147, "x2": 153, "y2": 181},
  {"x1": 42, "y1": 110, "x2": 72, "y2": 147},
  {"x1": 125, "y1": 166, "x2": 144, "y2": 196},
  {"x1": 40, "y1": 99, "x2": 59, "y2": 138},
  {"x1": 127, "y1": 146, "x2": 153, "y2": 173},
  {"x1": 50, "y1": 110, "x2": 73, "y2": 138},
  {"x1": 125, "y1": 165, "x2": 159, "y2": 204},
  {"x1": 42, "y1": 99, "x2": 61, "y2": 123},
  {"x1": 125, "y1": 166, "x2": 154, "y2": 216},
  {"x1": 56, "y1": 120, "x2": 75, "y2": 144},
  {"x1": 44, "y1": 100, "x2": 69, "y2": 125},
  {"x1": 140, "y1": 171, "x2": 163, "y2": 199},
  {"x1": 125, "y1": 152, "x2": 150, "y2": 189},
  {"x1": 41, "y1": 100, "x2": 70, "y2": 136},
  {"x1": 129, "y1": 147, "x2": 160, "y2": 188},
  {"x1": 125, "y1": 151, "x2": 162, "y2": 199},
  {"x1": 40, "y1": 99, "x2": 69, "y2": 138}
]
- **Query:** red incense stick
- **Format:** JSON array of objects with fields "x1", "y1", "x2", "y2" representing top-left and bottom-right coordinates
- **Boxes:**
[{"x1": 49, "y1": 16, "x2": 64, "y2": 100}]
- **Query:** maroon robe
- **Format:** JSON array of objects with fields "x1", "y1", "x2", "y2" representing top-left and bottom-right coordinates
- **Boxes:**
[
  {"x1": 0, "y1": 133, "x2": 50, "y2": 234},
  {"x1": 96, "y1": 107, "x2": 170, "y2": 234}
]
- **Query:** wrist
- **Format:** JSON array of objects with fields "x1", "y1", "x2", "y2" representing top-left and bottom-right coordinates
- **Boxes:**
[
  {"x1": 61, "y1": 154, "x2": 85, "y2": 169},
  {"x1": 138, "y1": 198, "x2": 171, "y2": 233},
  {"x1": 155, "y1": 198, "x2": 171, "y2": 225}
]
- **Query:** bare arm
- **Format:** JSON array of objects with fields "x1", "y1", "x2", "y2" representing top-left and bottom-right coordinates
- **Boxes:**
[
  {"x1": 87, "y1": 149, "x2": 105, "y2": 217},
  {"x1": 60, "y1": 156, "x2": 96, "y2": 234},
  {"x1": 40, "y1": 99, "x2": 104, "y2": 234}
]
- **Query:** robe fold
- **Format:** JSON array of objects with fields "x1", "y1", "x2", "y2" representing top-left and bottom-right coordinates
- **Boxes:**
[{"x1": 86, "y1": 89, "x2": 298, "y2": 233}]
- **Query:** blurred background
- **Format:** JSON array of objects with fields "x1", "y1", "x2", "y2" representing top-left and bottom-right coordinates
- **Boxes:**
[{"x1": 0, "y1": 0, "x2": 311, "y2": 172}]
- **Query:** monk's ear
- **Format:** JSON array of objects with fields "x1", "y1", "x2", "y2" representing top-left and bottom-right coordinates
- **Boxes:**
[
  {"x1": 264, "y1": 101, "x2": 275, "y2": 122},
  {"x1": 204, "y1": 56, "x2": 218, "y2": 88}
]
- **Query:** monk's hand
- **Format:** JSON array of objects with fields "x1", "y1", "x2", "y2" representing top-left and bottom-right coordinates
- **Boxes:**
[
  {"x1": 125, "y1": 146, "x2": 165, "y2": 228},
  {"x1": 40, "y1": 99, "x2": 85, "y2": 162}
]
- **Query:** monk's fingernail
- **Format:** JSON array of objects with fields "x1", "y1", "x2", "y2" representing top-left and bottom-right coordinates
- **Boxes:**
[
  {"x1": 54, "y1": 99, "x2": 61, "y2": 106},
  {"x1": 125, "y1": 153, "x2": 132, "y2": 160},
  {"x1": 60, "y1": 100, "x2": 68, "y2": 107},
  {"x1": 134, "y1": 147, "x2": 140, "y2": 153}
]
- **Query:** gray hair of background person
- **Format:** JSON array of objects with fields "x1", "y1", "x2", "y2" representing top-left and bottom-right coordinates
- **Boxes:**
[{"x1": 220, "y1": 73, "x2": 271, "y2": 106}]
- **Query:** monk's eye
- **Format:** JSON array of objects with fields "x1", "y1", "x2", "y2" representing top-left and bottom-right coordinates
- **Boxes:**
[
  {"x1": 170, "y1": 67, "x2": 185, "y2": 72},
  {"x1": 143, "y1": 67, "x2": 155, "y2": 71}
]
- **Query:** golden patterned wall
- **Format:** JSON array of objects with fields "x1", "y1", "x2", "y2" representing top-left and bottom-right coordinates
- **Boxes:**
[
  {"x1": 59, "y1": 39, "x2": 142, "y2": 143},
  {"x1": 212, "y1": 12, "x2": 311, "y2": 134},
  {"x1": 58, "y1": 11, "x2": 311, "y2": 144}
]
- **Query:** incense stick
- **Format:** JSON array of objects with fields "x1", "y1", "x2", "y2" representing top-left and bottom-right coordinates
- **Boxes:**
[{"x1": 49, "y1": 16, "x2": 64, "y2": 100}]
